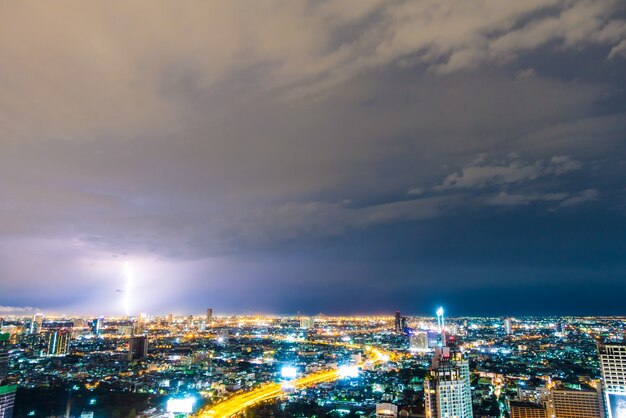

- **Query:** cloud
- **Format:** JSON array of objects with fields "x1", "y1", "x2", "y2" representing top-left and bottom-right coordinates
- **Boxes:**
[
  {"x1": 487, "y1": 191, "x2": 568, "y2": 206},
  {"x1": 0, "y1": 306, "x2": 38, "y2": 314},
  {"x1": 559, "y1": 189, "x2": 600, "y2": 207},
  {"x1": 436, "y1": 155, "x2": 582, "y2": 190},
  {"x1": 486, "y1": 189, "x2": 599, "y2": 208}
]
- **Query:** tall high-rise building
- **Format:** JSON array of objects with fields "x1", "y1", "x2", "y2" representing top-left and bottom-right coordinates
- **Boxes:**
[
  {"x1": 599, "y1": 342, "x2": 626, "y2": 418},
  {"x1": 90, "y1": 317, "x2": 103, "y2": 336},
  {"x1": 394, "y1": 311, "x2": 402, "y2": 334},
  {"x1": 300, "y1": 317, "x2": 314, "y2": 329},
  {"x1": 206, "y1": 309, "x2": 213, "y2": 325},
  {"x1": 504, "y1": 318, "x2": 512, "y2": 335},
  {"x1": 29, "y1": 313, "x2": 44, "y2": 335},
  {"x1": 410, "y1": 331, "x2": 429, "y2": 352},
  {"x1": 547, "y1": 387, "x2": 604, "y2": 418},
  {"x1": 43, "y1": 329, "x2": 71, "y2": 356},
  {"x1": 0, "y1": 333, "x2": 16, "y2": 418},
  {"x1": 128, "y1": 336, "x2": 148, "y2": 361},
  {"x1": 424, "y1": 347, "x2": 473, "y2": 418}
]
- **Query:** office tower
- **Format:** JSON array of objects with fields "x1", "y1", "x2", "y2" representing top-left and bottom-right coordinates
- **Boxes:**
[
  {"x1": 0, "y1": 333, "x2": 16, "y2": 418},
  {"x1": 90, "y1": 317, "x2": 103, "y2": 336},
  {"x1": 424, "y1": 347, "x2": 473, "y2": 418},
  {"x1": 410, "y1": 331, "x2": 429, "y2": 352},
  {"x1": 186, "y1": 315, "x2": 193, "y2": 330},
  {"x1": 300, "y1": 317, "x2": 314, "y2": 329},
  {"x1": 504, "y1": 318, "x2": 512, "y2": 335},
  {"x1": 436, "y1": 307, "x2": 445, "y2": 332},
  {"x1": 547, "y1": 388, "x2": 604, "y2": 418},
  {"x1": 128, "y1": 336, "x2": 148, "y2": 361},
  {"x1": 30, "y1": 313, "x2": 44, "y2": 335},
  {"x1": 167, "y1": 313, "x2": 173, "y2": 326},
  {"x1": 44, "y1": 329, "x2": 71, "y2": 356},
  {"x1": 598, "y1": 342, "x2": 626, "y2": 418},
  {"x1": 509, "y1": 401, "x2": 547, "y2": 418},
  {"x1": 394, "y1": 311, "x2": 402, "y2": 334},
  {"x1": 427, "y1": 331, "x2": 440, "y2": 349},
  {"x1": 206, "y1": 308, "x2": 213, "y2": 325},
  {"x1": 401, "y1": 317, "x2": 408, "y2": 334}
]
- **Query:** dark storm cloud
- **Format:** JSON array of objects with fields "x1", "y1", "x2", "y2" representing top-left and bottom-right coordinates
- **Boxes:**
[{"x1": 0, "y1": 0, "x2": 625, "y2": 314}]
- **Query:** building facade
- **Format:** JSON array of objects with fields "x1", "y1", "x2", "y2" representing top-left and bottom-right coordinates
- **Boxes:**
[
  {"x1": 0, "y1": 333, "x2": 15, "y2": 418},
  {"x1": 599, "y1": 342, "x2": 626, "y2": 418},
  {"x1": 547, "y1": 388, "x2": 604, "y2": 418},
  {"x1": 425, "y1": 347, "x2": 473, "y2": 418}
]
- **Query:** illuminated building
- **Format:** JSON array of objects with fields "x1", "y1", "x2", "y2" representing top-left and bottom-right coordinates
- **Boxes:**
[
  {"x1": 128, "y1": 336, "x2": 148, "y2": 361},
  {"x1": 436, "y1": 307, "x2": 445, "y2": 332},
  {"x1": 410, "y1": 331, "x2": 429, "y2": 352},
  {"x1": 206, "y1": 308, "x2": 213, "y2": 325},
  {"x1": 300, "y1": 317, "x2": 314, "y2": 329},
  {"x1": 0, "y1": 333, "x2": 16, "y2": 418},
  {"x1": 43, "y1": 329, "x2": 71, "y2": 356},
  {"x1": 598, "y1": 342, "x2": 626, "y2": 418},
  {"x1": 394, "y1": 311, "x2": 402, "y2": 334},
  {"x1": 424, "y1": 347, "x2": 473, "y2": 418},
  {"x1": 376, "y1": 403, "x2": 398, "y2": 417},
  {"x1": 427, "y1": 331, "x2": 440, "y2": 348},
  {"x1": 90, "y1": 317, "x2": 103, "y2": 335},
  {"x1": 29, "y1": 314, "x2": 43, "y2": 335},
  {"x1": 547, "y1": 388, "x2": 604, "y2": 418},
  {"x1": 504, "y1": 318, "x2": 512, "y2": 335},
  {"x1": 509, "y1": 401, "x2": 547, "y2": 418}
]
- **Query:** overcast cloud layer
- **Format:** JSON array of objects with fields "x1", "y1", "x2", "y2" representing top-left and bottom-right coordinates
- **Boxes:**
[{"x1": 1, "y1": 0, "x2": 625, "y2": 316}]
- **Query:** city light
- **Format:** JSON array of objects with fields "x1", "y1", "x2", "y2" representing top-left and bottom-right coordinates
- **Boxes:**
[
  {"x1": 166, "y1": 397, "x2": 196, "y2": 413},
  {"x1": 338, "y1": 365, "x2": 360, "y2": 379},
  {"x1": 280, "y1": 366, "x2": 298, "y2": 379}
]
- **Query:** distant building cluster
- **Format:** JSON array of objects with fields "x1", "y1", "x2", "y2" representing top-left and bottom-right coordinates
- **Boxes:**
[{"x1": 0, "y1": 308, "x2": 625, "y2": 418}]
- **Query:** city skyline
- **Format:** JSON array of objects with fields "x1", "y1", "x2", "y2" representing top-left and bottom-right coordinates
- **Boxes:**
[{"x1": 2, "y1": 1, "x2": 626, "y2": 316}]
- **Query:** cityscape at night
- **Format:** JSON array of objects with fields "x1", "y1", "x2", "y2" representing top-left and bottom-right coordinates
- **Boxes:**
[{"x1": 1, "y1": 0, "x2": 626, "y2": 417}]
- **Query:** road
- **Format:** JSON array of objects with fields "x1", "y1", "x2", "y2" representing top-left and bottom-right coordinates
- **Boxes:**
[
  {"x1": 196, "y1": 341, "x2": 401, "y2": 418},
  {"x1": 199, "y1": 369, "x2": 340, "y2": 418}
]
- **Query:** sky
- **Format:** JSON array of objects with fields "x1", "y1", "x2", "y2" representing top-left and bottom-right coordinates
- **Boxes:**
[{"x1": 1, "y1": 0, "x2": 626, "y2": 317}]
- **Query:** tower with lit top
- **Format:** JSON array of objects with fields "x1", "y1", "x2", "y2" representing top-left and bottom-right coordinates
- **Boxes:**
[{"x1": 425, "y1": 308, "x2": 473, "y2": 418}]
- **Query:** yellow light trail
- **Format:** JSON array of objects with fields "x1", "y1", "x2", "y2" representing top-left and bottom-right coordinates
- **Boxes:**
[{"x1": 195, "y1": 340, "x2": 403, "y2": 418}]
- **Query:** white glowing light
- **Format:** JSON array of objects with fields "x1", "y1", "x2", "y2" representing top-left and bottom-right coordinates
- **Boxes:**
[
  {"x1": 436, "y1": 307, "x2": 444, "y2": 317},
  {"x1": 166, "y1": 397, "x2": 196, "y2": 413},
  {"x1": 338, "y1": 365, "x2": 360, "y2": 378},
  {"x1": 281, "y1": 366, "x2": 297, "y2": 379}
]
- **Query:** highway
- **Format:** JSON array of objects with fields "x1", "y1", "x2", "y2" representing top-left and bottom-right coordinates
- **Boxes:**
[
  {"x1": 196, "y1": 341, "x2": 401, "y2": 418},
  {"x1": 199, "y1": 369, "x2": 340, "y2": 418}
]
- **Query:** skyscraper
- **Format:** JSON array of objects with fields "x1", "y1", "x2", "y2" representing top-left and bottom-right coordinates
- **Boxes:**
[
  {"x1": 504, "y1": 318, "x2": 512, "y2": 335},
  {"x1": 0, "y1": 333, "x2": 16, "y2": 418},
  {"x1": 43, "y1": 329, "x2": 71, "y2": 356},
  {"x1": 128, "y1": 336, "x2": 148, "y2": 361},
  {"x1": 206, "y1": 308, "x2": 213, "y2": 325},
  {"x1": 424, "y1": 346, "x2": 473, "y2": 418},
  {"x1": 598, "y1": 342, "x2": 626, "y2": 418},
  {"x1": 29, "y1": 313, "x2": 43, "y2": 335},
  {"x1": 394, "y1": 311, "x2": 402, "y2": 334},
  {"x1": 90, "y1": 317, "x2": 103, "y2": 336},
  {"x1": 409, "y1": 331, "x2": 429, "y2": 352},
  {"x1": 299, "y1": 316, "x2": 314, "y2": 329}
]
